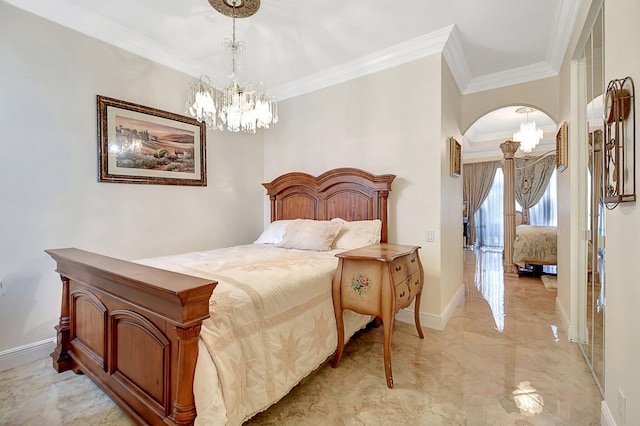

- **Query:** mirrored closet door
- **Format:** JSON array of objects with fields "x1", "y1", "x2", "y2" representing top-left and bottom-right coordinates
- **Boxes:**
[{"x1": 577, "y1": 6, "x2": 605, "y2": 394}]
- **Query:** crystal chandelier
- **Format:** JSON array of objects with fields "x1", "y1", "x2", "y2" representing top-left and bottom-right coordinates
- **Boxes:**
[
  {"x1": 513, "y1": 107, "x2": 543, "y2": 153},
  {"x1": 186, "y1": 0, "x2": 277, "y2": 134}
]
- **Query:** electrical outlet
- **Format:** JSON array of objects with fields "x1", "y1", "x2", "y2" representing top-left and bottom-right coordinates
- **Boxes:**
[
  {"x1": 426, "y1": 229, "x2": 435, "y2": 242},
  {"x1": 618, "y1": 388, "x2": 626, "y2": 423}
]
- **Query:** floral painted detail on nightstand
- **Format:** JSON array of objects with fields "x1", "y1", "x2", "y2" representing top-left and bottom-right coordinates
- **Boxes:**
[{"x1": 351, "y1": 273, "x2": 372, "y2": 296}]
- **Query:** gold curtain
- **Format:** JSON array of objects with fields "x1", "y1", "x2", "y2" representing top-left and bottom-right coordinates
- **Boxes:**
[{"x1": 514, "y1": 155, "x2": 556, "y2": 223}]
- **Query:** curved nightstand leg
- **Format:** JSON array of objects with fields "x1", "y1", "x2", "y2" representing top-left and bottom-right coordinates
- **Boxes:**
[
  {"x1": 332, "y1": 307, "x2": 345, "y2": 368},
  {"x1": 383, "y1": 315, "x2": 394, "y2": 388},
  {"x1": 414, "y1": 290, "x2": 424, "y2": 339},
  {"x1": 414, "y1": 252, "x2": 425, "y2": 339}
]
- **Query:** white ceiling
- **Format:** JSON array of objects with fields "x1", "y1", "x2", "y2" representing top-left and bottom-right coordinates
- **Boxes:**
[{"x1": 6, "y1": 0, "x2": 582, "y2": 154}]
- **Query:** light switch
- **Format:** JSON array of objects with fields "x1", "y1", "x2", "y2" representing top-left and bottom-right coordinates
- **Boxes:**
[{"x1": 426, "y1": 229, "x2": 435, "y2": 242}]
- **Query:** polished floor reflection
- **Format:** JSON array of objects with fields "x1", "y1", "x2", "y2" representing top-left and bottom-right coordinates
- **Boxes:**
[{"x1": 0, "y1": 249, "x2": 601, "y2": 425}]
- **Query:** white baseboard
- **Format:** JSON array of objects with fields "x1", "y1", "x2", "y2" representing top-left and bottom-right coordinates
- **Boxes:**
[
  {"x1": 0, "y1": 337, "x2": 56, "y2": 372},
  {"x1": 396, "y1": 284, "x2": 465, "y2": 331},
  {"x1": 601, "y1": 399, "x2": 616, "y2": 426},
  {"x1": 555, "y1": 296, "x2": 576, "y2": 341}
]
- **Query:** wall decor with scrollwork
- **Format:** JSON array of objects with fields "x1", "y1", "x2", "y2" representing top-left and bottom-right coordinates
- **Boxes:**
[{"x1": 603, "y1": 76, "x2": 636, "y2": 208}]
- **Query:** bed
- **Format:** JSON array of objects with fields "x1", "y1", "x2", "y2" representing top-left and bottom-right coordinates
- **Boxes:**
[
  {"x1": 45, "y1": 167, "x2": 396, "y2": 425},
  {"x1": 500, "y1": 142, "x2": 558, "y2": 276},
  {"x1": 512, "y1": 224, "x2": 558, "y2": 268}
]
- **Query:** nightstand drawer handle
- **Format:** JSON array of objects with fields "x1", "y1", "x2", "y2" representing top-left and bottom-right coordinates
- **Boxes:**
[{"x1": 395, "y1": 265, "x2": 402, "y2": 272}]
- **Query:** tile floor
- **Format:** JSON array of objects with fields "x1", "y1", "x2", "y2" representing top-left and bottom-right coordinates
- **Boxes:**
[{"x1": 0, "y1": 249, "x2": 602, "y2": 425}]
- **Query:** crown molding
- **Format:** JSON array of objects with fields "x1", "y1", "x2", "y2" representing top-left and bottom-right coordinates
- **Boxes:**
[
  {"x1": 462, "y1": 139, "x2": 556, "y2": 162},
  {"x1": 4, "y1": 0, "x2": 204, "y2": 78},
  {"x1": 458, "y1": 0, "x2": 580, "y2": 95},
  {"x1": 442, "y1": 32, "x2": 559, "y2": 95},
  {"x1": 442, "y1": 25, "x2": 472, "y2": 94},
  {"x1": 546, "y1": 0, "x2": 582, "y2": 73},
  {"x1": 466, "y1": 124, "x2": 557, "y2": 144},
  {"x1": 9, "y1": 0, "x2": 580, "y2": 100},
  {"x1": 462, "y1": 61, "x2": 558, "y2": 95},
  {"x1": 271, "y1": 25, "x2": 454, "y2": 100}
]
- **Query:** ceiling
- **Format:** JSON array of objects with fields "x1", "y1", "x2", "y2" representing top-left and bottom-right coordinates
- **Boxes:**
[
  {"x1": 6, "y1": 0, "x2": 582, "y2": 155},
  {"x1": 464, "y1": 107, "x2": 558, "y2": 160}
]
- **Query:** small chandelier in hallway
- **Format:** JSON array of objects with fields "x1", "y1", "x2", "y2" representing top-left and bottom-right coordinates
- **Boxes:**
[{"x1": 513, "y1": 107, "x2": 543, "y2": 153}]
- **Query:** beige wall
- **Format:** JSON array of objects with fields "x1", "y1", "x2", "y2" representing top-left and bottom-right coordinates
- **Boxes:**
[
  {"x1": 458, "y1": 43, "x2": 588, "y2": 342},
  {"x1": 556, "y1": 0, "x2": 640, "y2": 422},
  {"x1": 440, "y1": 58, "x2": 464, "y2": 311},
  {"x1": 555, "y1": 0, "x2": 600, "y2": 344},
  {"x1": 460, "y1": 76, "x2": 561, "y2": 164},
  {"x1": 7, "y1": 8, "x2": 636, "y2": 419},
  {"x1": 555, "y1": 57, "x2": 581, "y2": 340},
  {"x1": 603, "y1": 0, "x2": 640, "y2": 423},
  {"x1": 457, "y1": 0, "x2": 599, "y2": 397},
  {"x1": 0, "y1": 3, "x2": 265, "y2": 352},
  {"x1": 461, "y1": 77, "x2": 560, "y2": 134},
  {"x1": 264, "y1": 54, "x2": 464, "y2": 327}
]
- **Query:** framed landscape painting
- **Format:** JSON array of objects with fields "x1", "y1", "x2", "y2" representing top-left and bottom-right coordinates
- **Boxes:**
[
  {"x1": 97, "y1": 95, "x2": 206, "y2": 186},
  {"x1": 450, "y1": 137, "x2": 461, "y2": 177},
  {"x1": 556, "y1": 121, "x2": 568, "y2": 172}
]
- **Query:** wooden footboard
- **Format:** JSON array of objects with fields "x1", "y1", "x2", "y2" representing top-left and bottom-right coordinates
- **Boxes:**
[
  {"x1": 44, "y1": 168, "x2": 395, "y2": 424},
  {"x1": 46, "y1": 248, "x2": 216, "y2": 425}
]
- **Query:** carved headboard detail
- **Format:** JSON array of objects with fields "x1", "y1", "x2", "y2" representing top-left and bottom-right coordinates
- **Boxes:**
[{"x1": 263, "y1": 168, "x2": 396, "y2": 243}]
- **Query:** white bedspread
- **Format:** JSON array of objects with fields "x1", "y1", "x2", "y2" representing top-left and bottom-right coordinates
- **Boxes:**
[{"x1": 137, "y1": 244, "x2": 370, "y2": 425}]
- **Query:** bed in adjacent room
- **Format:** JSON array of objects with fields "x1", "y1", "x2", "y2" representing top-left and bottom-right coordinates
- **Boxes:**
[
  {"x1": 500, "y1": 144, "x2": 559, "y2": 275},
  {"x1": 512, "y1": 224, "x2": 558, "y2": 268},
  {"x1": 45, "y1": 168, "x2": 399, "y2": 425}
]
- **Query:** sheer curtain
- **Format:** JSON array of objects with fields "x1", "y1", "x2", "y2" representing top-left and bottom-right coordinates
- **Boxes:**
[
  {"x1": 475, "y1": 166, "x2": 558, "y2": 249},
  {"x1": 519, "y1": 169, "x2": 557, "y2": 226},
  {"x1": 463, "y1": 161, "x2": 500, "y2": 246},
  {"x1": 514, "y1": 155, "x2": 557, "y2": 224},
  {"x1": 474, "y1": 167, "x2": 504, "y2": 249}
]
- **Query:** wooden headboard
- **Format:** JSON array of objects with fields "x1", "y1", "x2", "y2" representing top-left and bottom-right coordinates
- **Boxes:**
[
  {"x1": 44, "y1": 167, "x2": 396, "y2": 426},
  {"x1": 263, "y1": 168, "x2": 396, "y2": 243}
]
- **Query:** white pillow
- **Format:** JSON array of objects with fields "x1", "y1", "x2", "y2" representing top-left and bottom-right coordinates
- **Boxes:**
[
  {"x1": 331, "y1": 218, "x2": 382, "y2": 249},
  {"x1": 253, "y1": 220, "x2": 294, "y2": 244},
  {"x1": 277, "y1": 219, "x2": 342, "y2": 251}
]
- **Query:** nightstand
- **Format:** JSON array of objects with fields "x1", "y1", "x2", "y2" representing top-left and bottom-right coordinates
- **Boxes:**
[{"x1": 331, "y1": 243, "x2": 424, "y2": 388}]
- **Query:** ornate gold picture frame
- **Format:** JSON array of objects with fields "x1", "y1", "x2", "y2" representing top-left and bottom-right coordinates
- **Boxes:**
[
  {"x1": 97, "y1": 95, "x2": 207, "y2": 186},
  {"x1": 556, "y1": 121, "x2": 568, "y2": 172},
  {"x1": 450, "y1": 137, "x2": 461, "y2": 177}
]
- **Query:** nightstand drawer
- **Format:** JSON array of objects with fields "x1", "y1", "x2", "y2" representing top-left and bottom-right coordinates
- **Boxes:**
[
  {"x1": 391, "y1": 253, "x2": 420, "y2": 284},
  {"x1": 395, "y1": 280, "x2": 411, "y2": 310},
  {"x1": 408, "y1": 270, "x2": 422, "y2": 294},
  {"x1": 395, "y1": 270, "x2": 421, "y2": 310}
]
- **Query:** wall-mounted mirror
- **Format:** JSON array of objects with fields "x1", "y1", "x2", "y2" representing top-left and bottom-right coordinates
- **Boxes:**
[{"x1": 577, "y1": 6, "x2": 605, "y2": 395}]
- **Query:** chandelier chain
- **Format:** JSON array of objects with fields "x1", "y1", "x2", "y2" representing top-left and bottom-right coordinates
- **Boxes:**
[
  {"x1": 232, "y1": 3, "x2": 236, "y2": 73},
  {"x1": 185, "y1": 0, "x2": 278, "y2": 133}
]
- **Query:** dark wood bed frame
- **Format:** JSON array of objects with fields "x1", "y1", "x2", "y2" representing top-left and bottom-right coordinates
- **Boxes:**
[{"x1": 46, "y1": 168, "x2": 395, "y2": 425}]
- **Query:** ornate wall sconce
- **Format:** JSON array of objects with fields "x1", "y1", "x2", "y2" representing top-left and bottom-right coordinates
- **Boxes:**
[{"x1": 603, "y1": 76, "x2": 636, "y2": 208}]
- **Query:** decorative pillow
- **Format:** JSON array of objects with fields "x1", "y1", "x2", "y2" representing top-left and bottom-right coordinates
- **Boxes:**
[
  {"x1": 276, "y1": 219, "x2": 342, "y2": 251},
  {"x1": 253, "y1": 220, "x2": 294, "y2": 244},
  {"x1": 331, "y1": 218, "x2": 382, "y2": 249}
]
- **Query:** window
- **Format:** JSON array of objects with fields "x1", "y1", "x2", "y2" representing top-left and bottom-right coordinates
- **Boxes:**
[
  {"x1": 518, "y1": 169, "x2": 558, "y2": 226},
  {"x1": 475, "y1": 168, "x2": 504, "y2": 249},
  {"x1": 474, "y1": 168, "x2": 557, "y2": 249}
]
